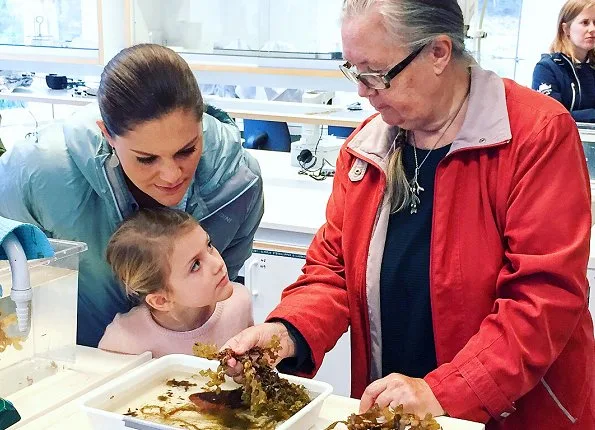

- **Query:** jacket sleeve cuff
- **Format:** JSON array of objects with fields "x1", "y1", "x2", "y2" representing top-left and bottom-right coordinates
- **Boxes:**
[
  {"x1": 425, "y1": 358, "x2": 516, "y2": 423},
  {"x1": 270, "y1": 319, "x2": 314, "y2": 375},
  {"x1": 266, "y1": 306, "x2": 328, "y2": 378}
]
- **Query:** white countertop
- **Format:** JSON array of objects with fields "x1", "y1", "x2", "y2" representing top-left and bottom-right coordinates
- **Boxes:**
[
  {"x1": 1, "y1": 79, "x2": 373, "y2": 127},
  {"x1": 9, "y1": 347, "x2": 482, "y2": 429},
  {"x1": 206, "y1": 96, "x2": 372, "y2": 128},
  {"x1": 579, "y1": 126, "x2": 595, "y2": 144},
  {"x1": 0, "y1": 82, "x2": 93, "y2": 106},
  {"x1": 7, "y1": 346, "x2": 151, "y2": 429},
  {"x1": 248, "y1": 149, "x2": 333, "y2": 235}
]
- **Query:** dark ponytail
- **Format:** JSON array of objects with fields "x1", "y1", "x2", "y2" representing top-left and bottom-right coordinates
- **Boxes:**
[{"x1": 98, "y1": 44, "x2": 204, "y2": 137}]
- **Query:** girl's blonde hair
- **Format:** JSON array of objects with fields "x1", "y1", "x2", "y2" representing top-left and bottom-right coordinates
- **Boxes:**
[
  {"x1": 551, "y1": 0, "x2": 595, "y2": 63},
  {"x1": 106, "y1": 208, "x2": 198, "y2": 300}
]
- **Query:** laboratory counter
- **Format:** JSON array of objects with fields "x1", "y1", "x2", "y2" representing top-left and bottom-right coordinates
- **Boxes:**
[{"x1": 14, "y1": 346, "x2": 484, "y2": 429}]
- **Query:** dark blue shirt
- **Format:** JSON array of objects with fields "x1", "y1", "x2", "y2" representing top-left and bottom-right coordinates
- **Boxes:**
[{"x1": 379, "y1": 143, "x2": 450, "y2": 378}]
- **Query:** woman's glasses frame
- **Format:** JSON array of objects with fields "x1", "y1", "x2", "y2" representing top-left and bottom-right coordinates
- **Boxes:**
[{"x1": 340, "y1": 43, "x2": 427, "y2": 90}]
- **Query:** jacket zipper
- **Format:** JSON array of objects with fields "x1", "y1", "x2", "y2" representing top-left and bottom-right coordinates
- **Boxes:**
[{"x1": 562, "y1": 55, "x2": 581, "y2": 110}]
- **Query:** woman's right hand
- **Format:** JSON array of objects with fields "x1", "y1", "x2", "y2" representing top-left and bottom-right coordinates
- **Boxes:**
[{"x1": 221, "y1": 322, "x2": 296, "y2": 377}]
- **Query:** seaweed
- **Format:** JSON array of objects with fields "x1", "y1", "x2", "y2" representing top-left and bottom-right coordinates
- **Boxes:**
[
  {"x1": 0, "y1": 312, "x2": 23, "y2": 353},
  {"x1": 324, "y1": 404, "x2": 442, "y2": 430},
  {"x1": 193, "y1": 335, "x2": 311, "y2": 422}
]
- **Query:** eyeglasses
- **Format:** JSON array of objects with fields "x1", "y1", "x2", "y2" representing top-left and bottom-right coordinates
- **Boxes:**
[{"x1": 340, "y1": 44, "x2": 427, "y2": 90}]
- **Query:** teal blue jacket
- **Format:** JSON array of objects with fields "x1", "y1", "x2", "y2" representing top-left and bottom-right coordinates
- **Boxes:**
[{"x1": 0, "y1": 104, "x2": 263, "y2": 347}]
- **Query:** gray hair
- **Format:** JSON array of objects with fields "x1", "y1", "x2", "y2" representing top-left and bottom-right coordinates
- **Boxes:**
[
  {"x1": 342, "y1": 0, "x2": 469, "y2": 58},
  {"x1": 342, "y1": 0, "x2": 471, "y2": 213}
]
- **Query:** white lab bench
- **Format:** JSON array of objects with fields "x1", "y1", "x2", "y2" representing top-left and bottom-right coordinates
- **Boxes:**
[
  {"x1": 249, "y1": 148, "x2": 332, "y2": 246},
  {"x1": 7, "y1": 347, "x2": 151, "y2": 429},
  {"x1": 0, "y1": 79, "x2": 373, "y2": 128}
]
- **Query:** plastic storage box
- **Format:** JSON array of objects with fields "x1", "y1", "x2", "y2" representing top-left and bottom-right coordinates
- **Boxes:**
[
  {"x1": 81, "y1": 354, "x2": 333, "y2": 430},
  {"x1": 0, "y1": 239, "x2": 87, "y2": 398}
]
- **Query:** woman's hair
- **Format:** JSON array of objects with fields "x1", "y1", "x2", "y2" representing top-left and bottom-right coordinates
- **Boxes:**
[
  {"x1": 106, "y1": 208, "x2": 198, "y2": 300},
  {"x1": 97, "y1": 44, "x2": 204, "y2": 137},
  {"x1": 550, "y1": 0, "x2": 595, "y2": 63},
  {"x1": 342, "y1": 0, "x2": 471, "y2": 213}
]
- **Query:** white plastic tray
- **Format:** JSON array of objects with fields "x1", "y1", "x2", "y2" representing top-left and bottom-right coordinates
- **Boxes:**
[{"x1": 80, "y1": 354, "x2": 333, "y2": 430}]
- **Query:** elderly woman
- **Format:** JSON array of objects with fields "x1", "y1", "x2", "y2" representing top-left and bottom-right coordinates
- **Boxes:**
[
  {"x1": 0, "y1": 44, "x2": 263, "y2": 348},
  {"x1": 223, "y1": 0, "x2": 594, "y2": 429}
]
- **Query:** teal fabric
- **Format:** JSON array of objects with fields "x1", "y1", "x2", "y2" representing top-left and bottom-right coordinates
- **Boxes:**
[
  {"x1": 0, "y1": 103, "x2": 264, "y2": 347},
  {"x1": 0, "y1": 398, "x2": 20, "y2": 430},
  {"x1": 0, "y1": 216, "x2": 54, "y2": 260}
]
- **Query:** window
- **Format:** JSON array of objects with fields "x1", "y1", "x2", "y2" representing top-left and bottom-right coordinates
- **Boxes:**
[
  {"x1": 0, "y1": 0, "x2": 98, "y2": 50},
  {"x1": 467, "y1": 0, "x2": 566, "y2": 86},
  {"x1": 133, "y1": 0, "x2": 343, "y2": 60}
]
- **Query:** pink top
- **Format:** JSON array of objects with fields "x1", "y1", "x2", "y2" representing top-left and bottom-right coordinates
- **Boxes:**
[{"x1": 98, "y1": 283, "x2": 254, "y2": 358}]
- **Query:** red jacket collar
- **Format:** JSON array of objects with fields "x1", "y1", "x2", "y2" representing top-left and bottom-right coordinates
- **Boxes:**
[{"x1": 347, "y1": 66, "x2": 512, "y2": 167}]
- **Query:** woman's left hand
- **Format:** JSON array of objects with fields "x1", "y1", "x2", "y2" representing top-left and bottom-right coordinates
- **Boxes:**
[{"x1": 359, "y1": 373, "x2": 445, "y2": 417}]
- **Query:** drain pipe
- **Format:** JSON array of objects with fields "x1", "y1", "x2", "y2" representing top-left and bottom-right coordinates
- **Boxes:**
[{"x1": 1, "y1": 232, "x2": 31, "y2": 336}]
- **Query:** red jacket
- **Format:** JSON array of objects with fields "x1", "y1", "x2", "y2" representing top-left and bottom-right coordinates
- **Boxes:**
[{"x1": 268, "y1": 67, "x2": 594, "y2": 429}]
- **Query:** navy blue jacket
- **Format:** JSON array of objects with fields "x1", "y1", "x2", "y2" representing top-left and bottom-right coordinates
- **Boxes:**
[{"x1": 532, "y1": 53, "x2": 595, "y2": 123}]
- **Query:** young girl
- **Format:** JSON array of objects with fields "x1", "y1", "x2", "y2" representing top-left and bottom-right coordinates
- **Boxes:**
[{"x1": 98, "y1": 208, "x2": 254, "y2": 358}]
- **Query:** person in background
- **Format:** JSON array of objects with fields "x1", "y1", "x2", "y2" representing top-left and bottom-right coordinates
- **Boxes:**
[
  {"x1": 533, "y1": 0, "x2": 595, "y2": 122},
  {"x1": 222, "y1": 0, "x2": 594, "y2": 429},
  {"x1": 0, "y1": 44, "x2": 263, "y2": 348},
  {"x1": 99, "y1": 208, "x2": 253, "y2": 358}
]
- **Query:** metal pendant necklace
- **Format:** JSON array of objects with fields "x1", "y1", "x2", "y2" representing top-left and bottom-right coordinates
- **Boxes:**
[{"x1": 408, "y1": 88, "x2": 470, "y2": 214}]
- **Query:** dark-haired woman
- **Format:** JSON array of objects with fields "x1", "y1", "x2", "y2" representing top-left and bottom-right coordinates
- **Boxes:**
[{"x1": 0, "y1": 44, "x2": 264, "y2": 347}]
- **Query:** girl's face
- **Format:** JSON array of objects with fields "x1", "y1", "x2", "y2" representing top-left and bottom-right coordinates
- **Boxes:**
[
  {"x1": 164, "y1": 225, "x2": 233, "y2": 310},
  {"x1": 98, "y1": 108, "x2": 203, "y2": 207},
  {"x1": 564, "y1": 6, "x2": 595, "y2": 59}
]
